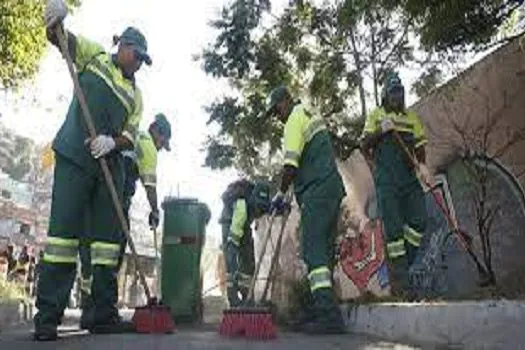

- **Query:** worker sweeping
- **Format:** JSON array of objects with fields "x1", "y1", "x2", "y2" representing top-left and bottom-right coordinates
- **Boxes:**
[
  {"x1": 265, "y1": 86, "x2": 346, "y2": 334},
  {"x1": 359, "y1": 72, "x2": 431, "y2": 298},
  {"x1": 219, "y1": 179, "x2": 272, "y2": 307},
  {"x1": 77, "y1": 114, "x2": 170, "y2": 328},
  {"x1": 35, "y1": 0, "x2": 150, "y2": 341},
  {"x1": 120, "y1": 113, "x2": 172, "y2": 267}
]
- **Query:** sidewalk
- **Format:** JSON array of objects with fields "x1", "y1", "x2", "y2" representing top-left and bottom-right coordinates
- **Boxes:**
[{"x1": 342, "y1": 300, "x2": 525, "y2": 349}]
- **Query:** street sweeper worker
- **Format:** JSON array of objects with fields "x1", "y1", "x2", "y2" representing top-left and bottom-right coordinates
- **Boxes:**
[
  {"x1": 34, "y1": 0, "x2": 151, "y2": 341},
  {"x1": 219, "y1": 179, "x2": 271, "y2": 307},
  {"x1": 120, "y1": 113, "x2": 172, "y2": 267},
  {"x1": 265, "y1": 85, "x2": 347, "y2": 334},
  {"x1": 77, "y1": 113, "x2": 171, "y2": 329},
  {"x1": 359, "y1": 72, "x2": 431, "y2": 298}
]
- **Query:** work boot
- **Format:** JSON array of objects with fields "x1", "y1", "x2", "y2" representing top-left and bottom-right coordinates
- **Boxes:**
[
  {"x1": 227, "y1": 286, "x2": 241, "y2": 308},
  {"x1": 88, "y1": 315, "x2": 135, "y2": 334},
  {"x1": 33, "y1": 324, "x2": 58, "y2": 342},
  {"x1": 301, "y1": 289, "x2": 346, "y2": 335},
  {"x1": 79, "y1": 310, "x2": 94, "y2": 330},
  {"x1": 388, "y1": 257, "x2": 410, "y2": 299},
  {"x1": 288, "y1": 307, "x2": 315, "y2": 332},
  {"x1": 79, "y1": 291, "x2": 95, "y2": 330}
]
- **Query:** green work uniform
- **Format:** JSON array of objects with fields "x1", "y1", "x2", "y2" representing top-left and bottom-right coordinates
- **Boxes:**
[
  {"x1": 34, "y1": 32, "x2": 143, "y2": 331},
  {"x1": 362, "y1": 107, "x2": 428, "y2": 291},
  {"x1": 282, "y1": 103, "x2": 345, "y2": 310},
  {"x1": 220, "y1": 197, "x2": 256, "y2": 306},
  {"x1": 119, "y1": 131, "x2": 158, "y2": 266}
]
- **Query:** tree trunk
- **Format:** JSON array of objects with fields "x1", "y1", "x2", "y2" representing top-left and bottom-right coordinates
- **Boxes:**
[
  {"x1": 349, "y1": 26, "x2": 367, "y2": 119},
  {"x1": 370, "y1": 26, "x2": 379, "y2": 107}
]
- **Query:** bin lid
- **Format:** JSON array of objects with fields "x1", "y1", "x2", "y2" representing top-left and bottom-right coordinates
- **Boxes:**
[
  {"x1": 161, "y1": 197, "x2": 211, "y2": 225},
  {"x1": 162, "y1": 197, "x2": 199, "y2": 205}
]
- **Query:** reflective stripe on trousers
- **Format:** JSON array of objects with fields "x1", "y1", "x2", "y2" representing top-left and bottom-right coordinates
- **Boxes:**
[
  {"x1": 308, "y1": 266, "x2": 332, "y2": 292},
  {"x1": 43, "y1": 237, "x2": 79, "y2": 264}
]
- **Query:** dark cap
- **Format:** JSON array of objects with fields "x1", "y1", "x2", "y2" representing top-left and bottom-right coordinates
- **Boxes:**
[
  {"x1": 153, "y1": 113, "x2": 171, "y2": 151},
  {"x1": 264, "y1": 85, "x2": 291, "y2": 117},
  {"x1": 119, "y1": 27, "x2": 152, "y2": 66}
]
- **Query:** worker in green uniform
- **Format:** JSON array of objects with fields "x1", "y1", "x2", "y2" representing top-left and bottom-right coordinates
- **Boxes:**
[
  {"x1": 35, "y1": 0, "x2": 151, "y2": 341},
  {"x1": 78, "y1": 114, "x2": 171, "y2": 330},
  {"x1": 359, "y1": 72, "x2": 431, "y2": 298},
  {"x1": 265, "y1": 86, "x2": 346, "y2": 334},
  {"x1": 119, "y1": 113, "x2": 172, "y2": 268},
  {"x1": 219, "y1": 179, "x2": 271, "y2": 307}
]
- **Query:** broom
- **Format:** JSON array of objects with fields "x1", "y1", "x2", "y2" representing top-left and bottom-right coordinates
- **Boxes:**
[
  {"x1": 55, "y1": 26, "x2": 175, "y2": 334},
  {"x1": 219, "y1": 200, "x2": 290, "y2": 340},
  {"x1": 391, "y1": 130, "x2": 491, "y2": 283}
]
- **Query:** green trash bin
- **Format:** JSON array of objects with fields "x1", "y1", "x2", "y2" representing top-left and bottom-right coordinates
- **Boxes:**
[{"x1": 161, "y1": 197, "x2": 211, "y2": 324}]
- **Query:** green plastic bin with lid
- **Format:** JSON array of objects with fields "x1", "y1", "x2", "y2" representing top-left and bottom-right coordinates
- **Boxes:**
[{"x1": 160, "y1": 197, "x2": 211, "y2": 324}]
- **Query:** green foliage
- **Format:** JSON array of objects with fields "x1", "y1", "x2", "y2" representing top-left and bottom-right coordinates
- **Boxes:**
[
  {"x1": 200, "y1": 0, "x2": 523, "y2": 176},
  {"x1": 0, "y1": 0, "x2": 81, "y2": 89},
  {"x1": 396, "y1": 0, "x2": 524, "y2": 51},
  {"x1": 199, "y1": 0, "x2": 421, "y2": 177},
  {"x1": 411, "y1": 65, "x2": 443, "y2": 98}
]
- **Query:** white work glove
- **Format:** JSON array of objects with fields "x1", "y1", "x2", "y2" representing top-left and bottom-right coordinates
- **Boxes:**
[
  {"x1": 88, "y1": 135, "x2": 116, "y2": 159},
  {"x1": 45, "y1": 0, "x2": 68, "y2": 28},
  {"x1": 380, "y1": 119, "x2": 395, "y2": 134}
]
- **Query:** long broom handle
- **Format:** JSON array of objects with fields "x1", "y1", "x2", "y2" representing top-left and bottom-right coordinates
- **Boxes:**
[
  {"x1": 246, "y1": 211, "x2": 276, "y2": 303},
  {"x1": 260, "y1": 211, "x2": 289, "y2": 302},
  {"x1": 391, "y1": 131, "x2": 488, "y2": 273},
  {"x1": 55, "y1": 26, "x2": 152, "y2": 301}
]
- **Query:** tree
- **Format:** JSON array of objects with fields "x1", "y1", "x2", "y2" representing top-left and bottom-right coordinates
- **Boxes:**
[
  {"x1": 0, "y1": 0, "x2": 81, "y2": 89},
  {"x1": 395, "y1": 0, "x2": 524, "y2": 51},
  {"x1": 199, "y1": 0, "x2": 427, "y2": 176}
]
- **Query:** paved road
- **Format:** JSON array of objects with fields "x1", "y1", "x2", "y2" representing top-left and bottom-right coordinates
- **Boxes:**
[
  {"x1": 0, "y1": 326, "x2": 421, "y2": 350},
  {"x1": 0, "y1": 309, "x2": 425, "y2": 349}
]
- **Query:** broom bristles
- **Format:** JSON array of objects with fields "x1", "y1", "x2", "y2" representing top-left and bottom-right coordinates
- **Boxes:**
[
  {"x1": 132, "y1": 304, "x2": 176, "y2": 334},
  {"x1": 219, "y1": 308, "x2": 277, "y2": 339}
]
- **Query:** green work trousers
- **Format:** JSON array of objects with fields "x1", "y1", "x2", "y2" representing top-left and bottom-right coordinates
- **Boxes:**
[
  {"x1": 221, "y1": 224, "x2": 255, "y2": 305},
  {"x1": 377, "y1": 180, "x2": 427, "y2": 293},
  {"x1": 296, "y1": 173, "x2": 344, "y2": 303},
  {"x1": 34, "y1": 153, "x2": 124, "y2": 329}
]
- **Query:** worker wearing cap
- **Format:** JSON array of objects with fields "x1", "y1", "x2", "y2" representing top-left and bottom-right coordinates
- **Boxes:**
[
  {"x1": 219, "y1": 180, "x2": 271, "y2": 307},
  {"x1": 77, "y1": 114, "x2": 171, "y2": 330},
  {"x1": 360, "y1": 72, "x2": 430, "y2": 298},
  {"x1": 265, "y1": 86, "x2": 346, "y2": 334},
  {"x1": 120, "y1": 113, "x2": 172, "y2": 267},
  {"x1": 35, "y1": 0, "x2": 151, "y2": 341}
]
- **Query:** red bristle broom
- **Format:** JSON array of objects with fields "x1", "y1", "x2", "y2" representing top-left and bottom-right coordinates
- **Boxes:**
[
  {"x1": 55, "y1": 26, "x2": 175, "y2": 334},
  {"x1": 219, "y1": 201, "x2": 291, "y2": 340}
]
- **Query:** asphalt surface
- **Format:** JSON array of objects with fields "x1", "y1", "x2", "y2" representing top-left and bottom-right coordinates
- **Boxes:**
[
  {"x1": 0, "y1": 309, "x2": 427, "y2": 349},
  {"x1": 0, "y1": 326, "x2": 424, "y2": 350}
]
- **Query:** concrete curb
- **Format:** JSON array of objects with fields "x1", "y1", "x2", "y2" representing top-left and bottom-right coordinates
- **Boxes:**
[
  {"x1": 0, "y1": 301, "x2": 32, "y2": 332},
  {"x1": 342, "y1": 300, "x2": 525, "y2": 349}
]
